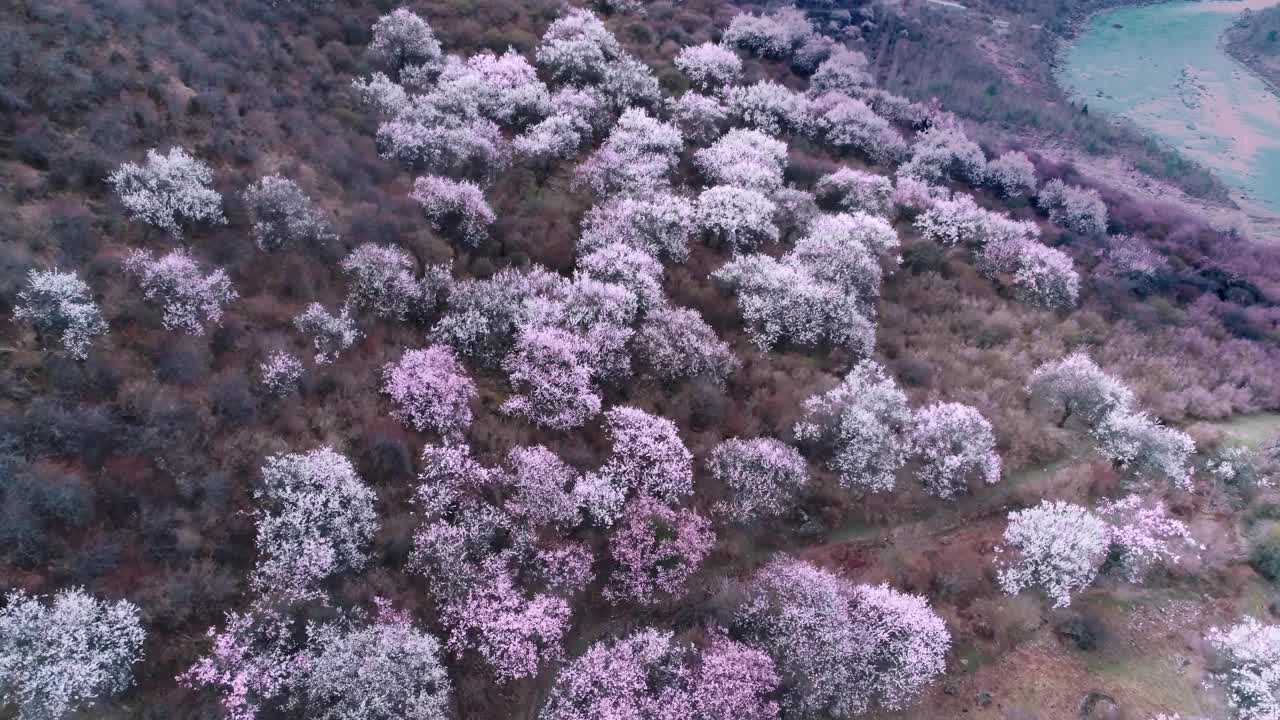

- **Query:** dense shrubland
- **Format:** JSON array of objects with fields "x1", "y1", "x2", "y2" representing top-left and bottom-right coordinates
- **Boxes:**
[{"x1": 2, "y1": 1, "x2": 1280, "y2": 719}]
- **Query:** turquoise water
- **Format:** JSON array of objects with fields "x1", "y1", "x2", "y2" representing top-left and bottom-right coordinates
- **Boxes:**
[{"x1": 1058, "y1": 0, "x2": 1280, "y2": 215}]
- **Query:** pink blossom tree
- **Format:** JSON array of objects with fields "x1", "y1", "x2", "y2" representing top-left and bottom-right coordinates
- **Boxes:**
[
  {"x1": 442, "y1": 563, "x2": 571, "y2": 682},
  {"x1": 588, "y1": 406, "x2": 694, "y2": 509},
  {"x1": 634, "y1": 305, "x2": 739, "y2": 384},
  {"x1": 910, "y1": 402, "x2": 1002, "y2": 499},
  {"x1": 376, "y1": 110, "x2": 510, "y2": 179},
  {"x1": 540, "y1": 628, "x2": 780, "y2": 720},
  {"x1": 577, "y1": 243, "x2": 665, "y2": 314},
  {"x1": 605, "y1": 497, "x2": 715, "y2": 605},
  {"x1": 382, "y1": 345, "x2": 477, "y2": 438},
  {"x1": 410, "y1": 175, "x2": 496, "y2": 247},
  {"x1": 575, "y1": 108, "x2": 684, "y2": 197},
  {"x1": 811, "y1": 93, "x2": 906, "y2": 165},
  {"x1": 504, "y1": 445, "x2": 583, "y2": 527},
  {"x1": 500, "y1": 325, "x2": 602, "y2": 430},
  {"x1": 179, "y1": 606, "x2": 301, "y2": 720},
  {"x1": 1095, "y1": 495, "x2": 1198, "y2": 582},
  {"x1": 707, "y1": 437, "x2": 809, "y2": 522},
  {"x1": 738, "y1": 558, "x2": 949, "y2": 718},
  {"x1": 793, "y1": 361, "x2": 912, "y2": 493},
  {"x1": 123, "y1": 249, "x2": 237, "y2": 335}
]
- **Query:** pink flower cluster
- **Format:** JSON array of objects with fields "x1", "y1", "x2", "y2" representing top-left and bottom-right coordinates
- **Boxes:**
[
  {"x1": 605, "y1": 497, "x2": 715, "y2": 605},
  {"x1": 382, "y1": 345, "x2": 477, "y2": 438},
  {"x1": 540, "y1": 628, "x2": 779, "y2": 720}
]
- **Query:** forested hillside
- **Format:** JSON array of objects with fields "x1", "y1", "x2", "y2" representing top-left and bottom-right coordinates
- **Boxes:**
[{"x1": 3, "y1": 1, "x2": 1280, "y2": 719}]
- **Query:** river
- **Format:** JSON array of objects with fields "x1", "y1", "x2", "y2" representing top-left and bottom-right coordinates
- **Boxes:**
[{"x1": 1057, "y1": 0, "x2": 1280, "y2": 225}]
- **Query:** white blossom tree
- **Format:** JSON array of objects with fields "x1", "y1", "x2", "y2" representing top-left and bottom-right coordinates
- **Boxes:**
[
  {"x1": 911, "y1": 402, "x2": 1001, "y2": 498},
  {"x1": 108, "y1": 147, "x2": 225, "y2": 238},
  {"x1": 995, "y1": 500, "x2": 1110, "y2": 608},
  {"x1": 293, "y1": 303, "x2": 360, "y2": 364},
  {"x1": 900, "y1": 125, "x2": 987, "y2": 185},
  {"x1": 1038, "y1": 179, "x2": 1108, "y2": 235},
  {"x1": 724, "y1": 7, "x2": 813, "y2": 59},
  {"x1": 13, "y1": 269, "x2": 108, "y2": 359},
  {"x1": 809, "y1": 47, "x2": 873, "y2": 96},
  {"x1": 369, "y1": 8, "x2": 443, "y2": 76},
  {"x1": 252, "y1": 447, "x2": 379, "y2": 599},
  {"x1": 259, "y1": 351, "x2": 304, "y2": 396},
  {"x1": 124, "y1": 249, "x2": 237, "y2": 335},
  {"x1": 1026, "y1": 353, "x2": 1136, "y2": 429},
  {"x1": 340, "y1": 243, "x2": 443, "y2": 320},
  {"x1": 1091, "y1": 409, "x2": 1196, "y2": 491},
  {"x1": 694, "y1": 128, "x2": 789, "y2": 192},
  {"x1": 727, "y1": 81, "x2": 813, "y2": 136},
  {"x1": 427, "y1": 50, "x2": 551, "y2": 128},
  {"x1": 242, "y1": 175, "x2": 337, "y2": 251},
  {"x1": 0, "y1": 588, "x2": 145, "y2": 720},
  {"x1": 298, "y1": 603, "x2": 452, "y2": 720},
  {"x1": 694, "y1": 186, "x2": 779, "y2": 253},
  {"x1": 578, "y1": 193, "x2": 694, "y2": 262},
  {"x1": 674, "y1": 42, "x2": 743, "y2": 92},
  {"x1": 712, "y1": 253, "x2": 875, "y2": 355},
  {"x1": 536, "y1": 8, "x2": 625, "y2": 84},
  {"x1": 793, "y1": 361, "x2": 912, "y2": 493},
  {"x1": 673, "y1": 92, "x2": 728, "y2": 144},
  {"x1": 1011, "y1": 241, "x2": 1079, "y2": 310},
  {"x1": 1207, "y1": 617, "x2": 1280, "y2": 720},
  {"x1": 985, "y1": 150, "x2": 1038, "y2": 198},
  {"x1": 814, "y1": 167, "x2": 894, "y2": 216},
  {"x1": 707, "y1": 437, "x2": 808, "y2": 522},
  {"x1": 376, "y1": 109, "x2": 510, "y2": 180}
]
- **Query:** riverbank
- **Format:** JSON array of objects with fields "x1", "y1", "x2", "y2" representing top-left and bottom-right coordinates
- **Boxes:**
[
  {"x1": 1223, "y1": 5, "x2": 1280, "y2": 98},
  {"x1": 1054, "y1": 0, "x2": 1280, "y2": 240}
]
